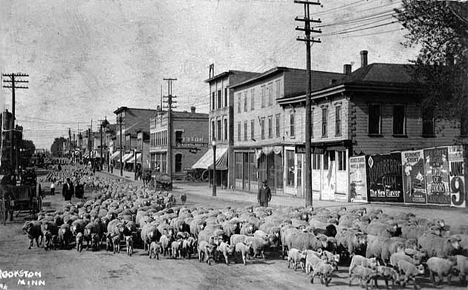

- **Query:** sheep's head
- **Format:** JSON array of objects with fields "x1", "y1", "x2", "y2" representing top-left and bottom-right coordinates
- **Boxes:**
[{"x1": 448, "y1": 235, "x2": 461, "y2": 249}]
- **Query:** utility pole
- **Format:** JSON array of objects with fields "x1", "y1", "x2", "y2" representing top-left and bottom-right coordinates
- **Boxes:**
[
  {"x1": 119, "y1": 115, "x2": 123, "y2": 176},
  {"x1": 163, "y1": 78, "x2": 177, "y2": 190},
  {"x1": 295, "y1": 0, "x2": 321, "y2": 207},
  {"x1": 68, "y1": 128, "x2": 72, "y2": 159},
  {"x1": 2, "y1": 73, "x2": 28, "y2": 174}
]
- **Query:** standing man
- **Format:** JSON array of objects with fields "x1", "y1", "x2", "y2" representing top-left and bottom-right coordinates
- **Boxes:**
[
  {"x1": 257, "y1": 180, "x2": 272, "y2": 207},
  {"x1": 62, "y1": 178, "x2": 74, "y2": 203}
]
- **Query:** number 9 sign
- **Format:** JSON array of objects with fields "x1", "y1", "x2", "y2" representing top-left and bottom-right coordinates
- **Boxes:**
[{"x1": 450, "y1": 176, "x2": 465, "y2": 207}]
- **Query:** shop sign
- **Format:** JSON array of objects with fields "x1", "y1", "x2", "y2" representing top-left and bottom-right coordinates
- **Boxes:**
[
  {"x1": 349, "y1": 156, "x2": 367, "y2": 202},
  {"x1": 448, "y1": 145, "x2": 465, "y2": 207},
  {"x1": 367, "y1": 153, "x2": 404, "y2": 202}
]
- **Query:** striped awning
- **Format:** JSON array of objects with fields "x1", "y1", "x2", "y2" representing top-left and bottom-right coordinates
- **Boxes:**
[
  {"x1": 122, "y1": 153, "x2": 133, "y2": 163},
  {"x1": 127, "y1": 153, "x2": 142, "y2": 163},
  {"x1": 110, "y1": 151, "x2": 120, "y2": 161},
  {"x1": 192, "y1": 147, "x2": 228, "y2": 170}
]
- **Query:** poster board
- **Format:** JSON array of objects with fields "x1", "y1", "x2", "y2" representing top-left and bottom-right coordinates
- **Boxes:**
[
  {"x1": 367, "y1": 153, "x2": 404, "y2": 203},
  {"x1": 349, "y1": 156, "x2": 368, "y2": 202},
  {"x1": 401, "y1": 149, "x2": 427, "y2": 204},
  {"x1": 424, "y1": 147, "x2": 450, "y2": 205},
  {"x1": 448, "y1": 145, "x2": 465, "y2": 208}
]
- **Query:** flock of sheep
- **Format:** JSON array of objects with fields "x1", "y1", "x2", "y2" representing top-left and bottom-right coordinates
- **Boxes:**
[{"x1": 22, "y1": 167, "x2": 468, "y2": 289}]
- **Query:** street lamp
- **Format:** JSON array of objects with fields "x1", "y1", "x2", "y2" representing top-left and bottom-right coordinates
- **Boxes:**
[
  {"x1": 134, "y1": 148, "x2": 137, "y2": 180},
  {"x1": 212, "y1": 139, "x2": 217, "y2": 197},
  {"x1": 100, "y1": 117, "x2": 109, "y2": 171}
]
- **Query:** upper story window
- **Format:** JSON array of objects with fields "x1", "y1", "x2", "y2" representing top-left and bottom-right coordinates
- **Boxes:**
[
  {"x1": 261, "y1": 117, "x2": 265, "y2": 140},
  {"x1": 237, "y1": 94, "x2": 241, "y2": 113},
  {"x1": 217, "y1": 90, "x2": 222, "y2": 109},
  {"x1": 322, "y1": 107, "x2": 328, "y2": 138},
  {"x1": 251, "y1": 88, "x2": 255, "y2": 111},
  {"x1": 275, "y1": 113, "x2": 281, "y2": 138},
  {"x1": 268, "y1": 83, "x2": 273, "y2": 106},
  {"x1": 261, "y1": 85, "x2": 266, "y2": 108},
  {"x1": 251, "y1": 119, "x2": 255, "y2": 140},
  {"x1": 393, "y1": 105, "x2": 406, "y2": 135},
  {"x1": 224, "y1": 88, "x2": 228, "y2": 107},
  {"x1": 311, "y1": 109, "x2": 314, "y2": 138},
  {"x1": 276, "y1": 80, "x2": 281, "y2": 99},
  {"x1": 175, "y1": 130, "x2": 183, "y2": 144},
  {"x1": 422, "y1": 106, "x2": 435, "y2": 137},
  {"x1": 290, "y1": 111, "x2": 295, "y2": 138},
  {"x1": 224, "y1": 118, "x2": 228, "y2": 141},
  {"x1": 211, "y1": 120, "x2": 215, "y2": 141},
  {"x1": 244, "y1": 92, "x2": 248, "y2": 112},
  {"x1": 244, "y1": 121, "x2": 248, "y2": 141},
  {"x1": 268, "y1": 116, "x2": 273, "y2": 139},
  {"x1": 335, "y1": 106, "x2": 342, "y2": 136},
  {"x1": 369, "y1": 104, "x2": 381, "y2": 135},
  {"x1": 217, "y1": 119, "x2": 222, "y2": 141},
  {"x1": 237, "y1": 122, "x2": 241, "y2": 141},
  {"x1": 212, "y1": 92, "x2": 215, "y2": 110}
]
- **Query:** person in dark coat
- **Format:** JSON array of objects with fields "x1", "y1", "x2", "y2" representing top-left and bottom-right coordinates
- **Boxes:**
[
  {"x1": 257, "y1": 180, "x2": 272, "y2": 207},
  {"x1": 62, "y1": 178, "x2": 74, "y2": 202}
]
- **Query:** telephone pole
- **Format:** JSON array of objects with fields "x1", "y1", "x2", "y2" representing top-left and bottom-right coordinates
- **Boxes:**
[
  {"x1": 163, "y1": 78, "x2": 177, "y2": 190},
  {"x1": 2, "y1": 73, "x2": 29, "y2": 174},
  {"x1": 295, "y1": 0, "x2": 321, "y2": 207}
]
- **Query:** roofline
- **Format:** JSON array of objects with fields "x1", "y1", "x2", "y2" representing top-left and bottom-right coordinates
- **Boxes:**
[
  {"x1": 204, "y1": 70, "x2": 258, "y2": 83},
  {"x1": 113, "y1": 106, "x2": 158, "y2": 114},
  {"x1": 229, "y1": 67, "x2": 299, "y2": 89}
]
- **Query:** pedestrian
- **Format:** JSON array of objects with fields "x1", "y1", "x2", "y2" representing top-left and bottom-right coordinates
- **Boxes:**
[
  {"x1": 50, "y1": 181, "x2": 55, "y2": 195},
  {"x1": 62, "y1": 178, "x2": 74, "y2": 203},
  {"x1": 257, "y1": 180, "x2": 272, "y2": 207}
]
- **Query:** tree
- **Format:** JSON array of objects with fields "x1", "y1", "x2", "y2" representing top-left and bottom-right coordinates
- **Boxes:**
[
  {"x1": 50, "y1": 137, "x2": 67, "y2": 157},
  {"x1": 394, "y1": 0, "x2": 468, "y2": 135}
]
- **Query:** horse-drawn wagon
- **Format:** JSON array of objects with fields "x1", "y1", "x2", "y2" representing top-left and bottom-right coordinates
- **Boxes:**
[
  {"x1": 142, "y1": 169, "x2": 172, "y2": 190},
  {"x1": 0, "y1": 184, "x2": 42, "y2": 225}
]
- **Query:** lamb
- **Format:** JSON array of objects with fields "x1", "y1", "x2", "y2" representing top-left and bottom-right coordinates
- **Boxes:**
[
  {"x1": 105, "y1": 233, "x2": 113, "y2": 251},
  {"x1": 454, "y1": 255, "x2": 468, "y2": 286},
  {"x1": 245, "y1": 236, "x2": 270, "y2": 261},
  {"x1": 287, "y1": 248, "x2": 306, "y2": 271},
  {"x1": 389, "y1": 251, "x2": 422, "y2": 268},
  {"x1": 149, "y1": 241, "x2": 162, "y2": 260},
  {"x1": 171, "y1": 239, "x2": 182, "y2": 259},
  {"x1": 427, "y1": 256, "x2": 456, "y2": 287},
  {"x1": 58, "y1": 224, "x2": 72, "y2": 249},
  {"x1": 349, "y1": 255, "x2": 378, "y2": 277},
  {"x1": 91, "y1": 233, "x2": 100, "y2": 251},
  {"x1": 216, "y1": 242, "x2": 235, "y2": 265},
  {"x1": 396, "y1": 260, "x2": 425, "y2": 289},
  {"x1": 160, "y1": 234, "x2": 174, "y2": 257},
  {"x1": 304, "y1": 250, "x2": 326, "y2": 275},
  {"x1": 181, "y1": 236, "x2": 197, "y2": 259},
  {"x1": 198, "y1": 240, "x2": 215, "y2": 265},
  {"x1": 349, "y1": 265, "x2": 377, "y2": 290},
  {"x1": 76, "y1": 232, "x2": 84, "y2": 252},
  {"x1": 235, "y1": 242, "x2": 252, "y2": 266},
  {"x1": 321, "y1": 250, "x2": 340, "y2": 270},
  {"x1": 230, "y1": 234, "x2": 248, "y2": 246},
  {"x1": 125, "y1": 236, "x2": 134, "y2": 256},
  {"x1": 373, "y1": 265, "x2": 399, "y2": 289},
  {"x1": 310, "y1": 262, "x2": 334, "y2": 286}
]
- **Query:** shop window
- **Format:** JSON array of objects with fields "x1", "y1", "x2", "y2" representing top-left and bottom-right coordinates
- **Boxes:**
[
  {"x1": 323, "y1": 152, "x2": 329, "y2": 170},
  {"x1": 337, "y1": 151, "x2": 346, "y2": 171},
  {"x1": 313, "y1": 154, "x2": 321, "y2": 170},
  {"x1": 235, "y1": 152, "x2": 243, "y2": 179},
  {"x1": 286, "y1": 150, "x2": 294, "y2": 186}
]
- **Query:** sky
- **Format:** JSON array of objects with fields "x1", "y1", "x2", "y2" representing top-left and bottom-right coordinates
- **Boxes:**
[{"x1": 0, "y1": 0, "x2": 420, "y2": 150}]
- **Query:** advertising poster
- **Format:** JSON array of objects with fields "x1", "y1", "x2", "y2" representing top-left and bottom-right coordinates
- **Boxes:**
[
  {"x1": 366, "y1": 153, "x2": 404, "y2": 203},
  {"x1": 424, "y1": 147, "x2": 450, "y2": 205},
  {"x1": 448, "y1": 145, "x2": 465, "y2": 208},
  {"x1": 349, "y1": 156, "x2": 368, "y2": 202},
  {"x1": 401, "y1": 150, "x2": 427, "y2": 204}
]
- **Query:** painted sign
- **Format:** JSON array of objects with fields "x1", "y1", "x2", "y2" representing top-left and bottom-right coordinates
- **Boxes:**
[
  {"x1": 367, "y1": 153, "x2": 404, "y2": 202},
  {"x1": 322, "y1": 158, "x2": 336, "y2": 201},
  {"x1": 349, "y1": 156, "x2": 368, "y2": 202},
  {"x1": 424, "y1": 147, "x2": 450, "y2": 205},
  {"x1": 448, "y1": 145, "x2": 465, "y2": 208},
  {"x1": 401, "y1": 150, "x2": 427, "y2": 204}
]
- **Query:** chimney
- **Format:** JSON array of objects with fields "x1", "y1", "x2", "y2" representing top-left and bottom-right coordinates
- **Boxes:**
[
  {"x1": 209, "y1": 64, "x2": 215, "y2": 79},
  {"x1": 343, "y1": 64, "x2": 352, "y2": 75},
  {"x1": 191, "y1": 106, "x2": 196, "y2": 114},
  {"x1": 360, "y1": 50, "x2": 368, "y2": 68}
]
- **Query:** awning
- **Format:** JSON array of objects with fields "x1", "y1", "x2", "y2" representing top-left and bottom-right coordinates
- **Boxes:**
[
  {"x1": 110, "y1": 151, "x2": 120, "y2": 161},
  {"x1": 208, "y1": 150, "x2": 228, "y2": 170},
  {"x1": 83, "y1": 152, "x2": 89, "y2": 158},
  {"x1": 192, "y1": 147, "x2": 228, "y2": 170},
  {"x1": 122, "y1": 153, "x2": 133, "y2": 163},
  {"x1": 127, "y1": 153, "x2": 142, "y2": 163}
]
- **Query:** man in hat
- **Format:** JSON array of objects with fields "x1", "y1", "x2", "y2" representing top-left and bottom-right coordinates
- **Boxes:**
[
  {"x1": 62, "y1": 178, "x2": 74, "y2": 203},
  {"x1": 258, "y1": 180, "x2": 272, "y2": 207}
]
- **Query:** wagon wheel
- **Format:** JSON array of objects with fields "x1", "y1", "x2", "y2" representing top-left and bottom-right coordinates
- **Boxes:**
[{"x1": 201, "y1": 170, "x2": 209, "y2": 182}]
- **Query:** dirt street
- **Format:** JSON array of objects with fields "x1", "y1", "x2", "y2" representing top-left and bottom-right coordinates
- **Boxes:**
[{"x1": 1, "y1": 175, "x2": 467, "y2": 290}]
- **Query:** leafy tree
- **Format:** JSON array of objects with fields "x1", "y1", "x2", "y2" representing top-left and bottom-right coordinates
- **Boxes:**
[
  {"x1": 50, "y1": 137, "x2": 67, "y2": 157},
  {"x1": 19, "y1": 139, "x2": 36, "y2": 160},
  {"x1": 394, "y1": 0, "x2": 468, "y2": 135}
]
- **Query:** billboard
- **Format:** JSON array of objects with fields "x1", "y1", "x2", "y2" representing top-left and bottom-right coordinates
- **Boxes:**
[
  {"x1": 401, "y1": 149, "x2": 427, "y2": 204},
  {"x1": 424, "y1": 147, "x2": 450, "y2": 205},
  {"x1": 367, "y1": 153, "x2": 404, "y2": 203},
  {"x1": 349, "y1": 156, "x2": 367, "y2": 202},
  {"x1": 448, "y1": 145, "x2": 465, "y2": 208}
]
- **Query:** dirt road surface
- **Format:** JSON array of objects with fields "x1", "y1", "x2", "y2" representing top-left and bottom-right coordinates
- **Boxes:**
[{"x1": 1, "y1": 173, "x2": 467, "y2": 290}]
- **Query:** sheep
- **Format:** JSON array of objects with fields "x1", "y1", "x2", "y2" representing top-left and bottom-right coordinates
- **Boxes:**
[
  {"x1": 373, "y1": 265, "x2": 399, "y2": 289},
  {"x1": 181, "y1": 236, "x2": 197, "y2": 259},
  {"x1": 321, "y1": 250, "x2": 340, "y2": 270},
  {"x1": 454, "y1": 255, "x2": 468, "y2": 287},
  {"x1": 125, "y1": 236, "x2": 134, "y2": 256},
  {"x1": 160, "y1": 234, "x2": 174, "y2": 257},
  {"x1": 216, "y1": 241, "x2": 235, "y2": 265},
  {"x1": 58, "y1": 224, "x2": 72, "y2": 249},
  {"x1": 348, "y1": 265, "x2": 377, "y2": 290},
  {"x1": 304, "y1": 250, "x2": 326, "y2": 275},
  {"x1": 76, "y1": 232, "x2": 84, "y2": 252},
  {"x1": 235, "y1": 242, "x2": 252, "y2": 266},
  {"x1": 149, "y1": 241, "x2": 162, "y2": 260},
  {"x1": 171, "y1": 239, "x2": 182, "y2": 259},
  {"x1": 389, "y1": 251, "x2": 423, "y2": 268},
  {"x1": 310, "y1": 261, "x2": 334, "y2": 286},
  {"x1": 427, "y1": 256, "x2": 457, "y2": 287},
  {"x1": 105, "y1": 233, "x2": 113, "y2": 251},
  {"x1": 91, "y1": 233, "x2": 100, "y2": 251},
  {"x1": 349, "y1": 255, "x2": 378, "y2": 277},
  {"x1": 396, "y1": 260, "x2": 425, "y2": 289},
  {"x1": 418, "y1": 232, "x2": 461, "y2": 258},
  {"x1": 230, "y1": 234, "x2": 248, "y2": 247},
  {"x1": 287, "y1": 248, "x2": 306, "y2": 271},
  {"x1": 198, "y1": 240, "x2": 215, "y2": 265},
  {"x1": 245, "y1": 236, "x2": 270, "y2": 261}
]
